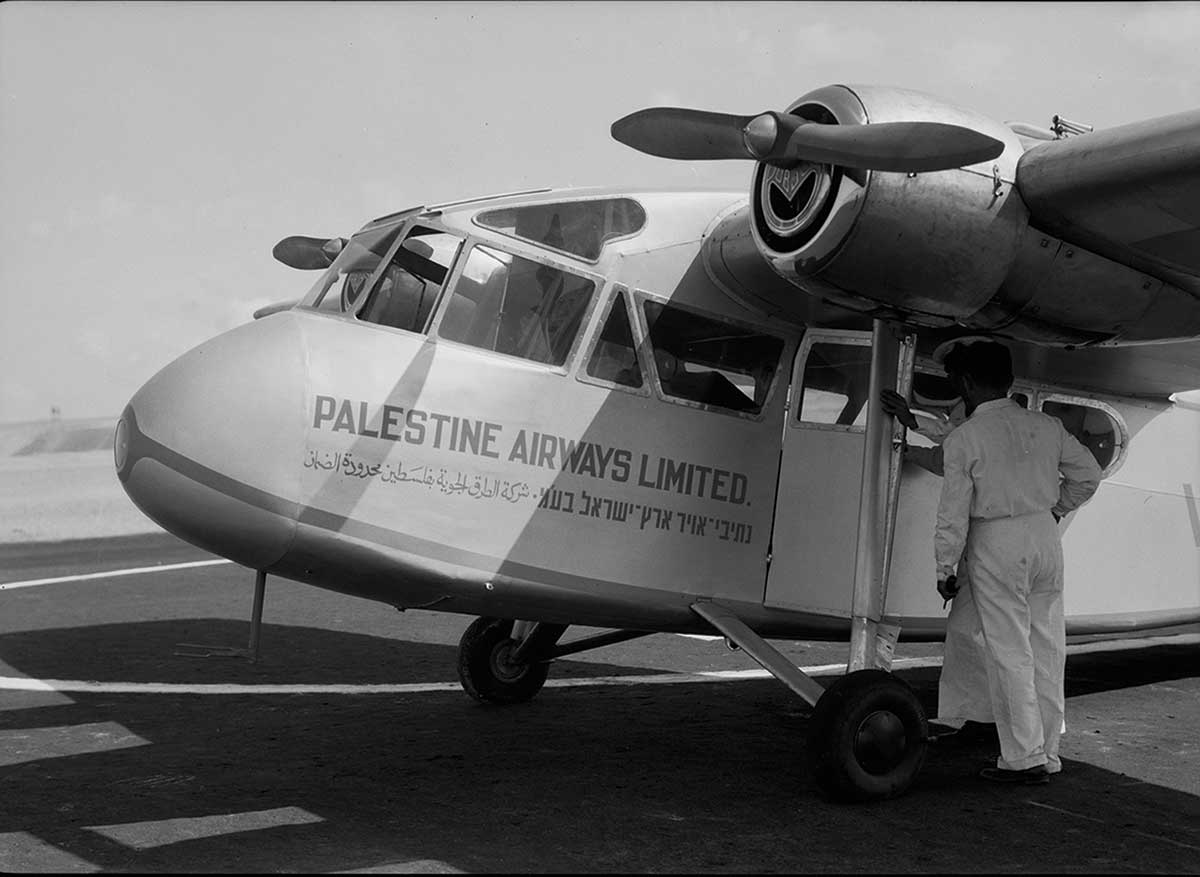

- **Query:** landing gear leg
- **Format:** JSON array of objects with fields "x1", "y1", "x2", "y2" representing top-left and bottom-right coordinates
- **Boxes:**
[{"x1": 810, "y1": 320, "x2": 925, "y2": 801}]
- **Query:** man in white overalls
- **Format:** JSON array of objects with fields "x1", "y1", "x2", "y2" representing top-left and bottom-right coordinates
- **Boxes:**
[{"x1": 933, "y1": 342, "x2": 1100, "y2": 783}]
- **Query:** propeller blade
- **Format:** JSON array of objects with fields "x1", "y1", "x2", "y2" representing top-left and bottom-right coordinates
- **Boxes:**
[
  {"x1": 613, "y1": 107, "x2": 1005, "y2": 172},
  {"x1": 611, "y1": 107, "x2": 758, "y2": 160},
  {"x1": 753, "y1": 114, "x2": 1006, "y2": 172},
  {"x1": 272, "y1": 235, "x2": 345, "y2": 270}
]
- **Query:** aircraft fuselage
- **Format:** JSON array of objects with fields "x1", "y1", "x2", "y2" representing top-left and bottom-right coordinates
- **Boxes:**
[{"x1": 116, "y1": 188, "x2": 1200, "y2": 642}]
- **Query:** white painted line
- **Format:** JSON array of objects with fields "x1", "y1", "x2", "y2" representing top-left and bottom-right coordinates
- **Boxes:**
[
  {"x1": 0, "y1": 559, "x2": 233, "y2": 590},
  {"x1": 0, "y1": 677, "x2": 463, "y2": 695},
  {"x1": 0, "y1": 657, "x2": 943, "y2": 696}
]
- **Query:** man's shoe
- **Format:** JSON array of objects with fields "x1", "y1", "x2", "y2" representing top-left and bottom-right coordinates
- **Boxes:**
[{"x1": 979, "y1": 765, "x2": 1050, "y2": 785}]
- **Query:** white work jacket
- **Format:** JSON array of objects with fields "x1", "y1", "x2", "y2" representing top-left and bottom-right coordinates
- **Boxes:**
[{"x1": 935, "y1": 398, "x2": 1102, "y2": 580}]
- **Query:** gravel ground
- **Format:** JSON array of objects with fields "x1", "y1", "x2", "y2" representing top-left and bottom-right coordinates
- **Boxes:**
[{"x1": 0, "y1": 450, "x2": 160, "y2": 544}]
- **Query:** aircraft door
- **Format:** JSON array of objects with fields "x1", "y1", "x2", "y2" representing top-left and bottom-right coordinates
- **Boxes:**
[{"x1": 764, "y1": 330, "x2": 875, "y2": 615}]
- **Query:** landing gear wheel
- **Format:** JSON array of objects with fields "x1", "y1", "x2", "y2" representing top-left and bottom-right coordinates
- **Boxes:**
[
  {"x1": 807, "y1": 669, "x2": 928, "y2": 802},
  {"x1": 457, "y1": 617, "x2": 549, "y2": 705}
]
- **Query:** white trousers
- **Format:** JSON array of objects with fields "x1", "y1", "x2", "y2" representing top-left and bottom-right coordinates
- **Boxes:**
[
  {"x1": 965, "y1": 512, "x2": 1065, "y2": 772},
  {"x1": 936, "y1": 565, "x2": 996, "y2": 725}
]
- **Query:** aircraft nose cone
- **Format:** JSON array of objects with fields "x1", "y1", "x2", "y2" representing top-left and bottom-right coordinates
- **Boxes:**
[{"x1": 117, "y1": 313, "x2": 307, "y2": 569}]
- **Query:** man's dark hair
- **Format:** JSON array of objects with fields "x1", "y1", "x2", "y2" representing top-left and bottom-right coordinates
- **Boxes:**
[{"x1": 943, "y1": 341, "x2": 1013, "y2": 391}]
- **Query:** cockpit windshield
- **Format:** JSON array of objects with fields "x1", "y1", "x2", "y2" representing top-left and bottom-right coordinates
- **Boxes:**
[
  {"x1": 302, "y1": 223, "x2": 462, "y2": 334},
  {"x1": 304, "y1": 223, "x2": 406, "y2": 315}
]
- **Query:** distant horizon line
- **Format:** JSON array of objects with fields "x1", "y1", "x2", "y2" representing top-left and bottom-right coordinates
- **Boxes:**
[{"x1": 0, "y1": 414, "x2": 117, "y2": 428}]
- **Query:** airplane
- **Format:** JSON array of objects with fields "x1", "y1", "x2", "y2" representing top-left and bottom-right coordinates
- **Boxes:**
[{"x1": 113, "y1": 83, "x2": 1200, "y2": 803}]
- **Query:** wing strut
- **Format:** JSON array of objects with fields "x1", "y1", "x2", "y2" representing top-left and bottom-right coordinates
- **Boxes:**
[
  {"x1": 847, "y1": 322, "x2": 914, "y2": 673},
  {"x1": 690, "y1": 601, "x2": 827, "y2": 705}
]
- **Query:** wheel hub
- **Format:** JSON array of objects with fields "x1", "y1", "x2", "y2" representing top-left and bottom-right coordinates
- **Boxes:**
[
  {"x1": 854, "y1": 709, "x2": 908, "y2": 775},
  {"x1": 489, "y1": 641, "x2": 529, "y2": 682}
]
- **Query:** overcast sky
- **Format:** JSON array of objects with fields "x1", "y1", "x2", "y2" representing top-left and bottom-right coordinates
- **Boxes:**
[{"x1": 1, "y1": 1, "x2": 1197, "y2": 423}]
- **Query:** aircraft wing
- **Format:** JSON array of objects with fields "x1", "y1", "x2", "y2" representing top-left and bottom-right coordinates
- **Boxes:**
[
  {"x1": 1002, "y1": 111, "x2": 1200, "y2": 398},
  {"x1": 1016, "y1": 110, "x2": 1200, "y2": 304},
  {"x1": 1004, "y1": 336, "x2": 1200, "y2": 400}
]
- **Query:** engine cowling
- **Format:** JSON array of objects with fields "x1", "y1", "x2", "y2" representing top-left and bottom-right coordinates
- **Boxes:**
[{"x1": 750, "y1": 85, "x2": 1028, "y2": 325}]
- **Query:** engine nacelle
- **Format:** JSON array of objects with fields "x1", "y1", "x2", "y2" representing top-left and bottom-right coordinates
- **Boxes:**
[{"x1": 751, "y1": 85, "x2": 1029, "y2": 324}]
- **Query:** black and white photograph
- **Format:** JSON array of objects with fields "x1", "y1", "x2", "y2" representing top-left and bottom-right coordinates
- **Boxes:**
[{"x1": 2, "y1": 2, "x2": 1198, "y2": 872}]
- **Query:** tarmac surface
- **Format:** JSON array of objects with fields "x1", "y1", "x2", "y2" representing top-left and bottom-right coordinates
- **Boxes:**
[{"x1": 2, "y1": 533, "x2": 1199, "y2": 873}]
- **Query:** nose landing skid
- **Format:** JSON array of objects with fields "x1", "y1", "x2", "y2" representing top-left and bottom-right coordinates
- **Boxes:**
[{"x1": 175, "y1": 569, "x2": 268, "y2": 662}]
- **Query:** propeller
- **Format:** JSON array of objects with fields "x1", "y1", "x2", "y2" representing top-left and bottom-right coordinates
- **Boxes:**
[{"x1": 611, "y1": 108, "x2": 1005, "y2": 172}]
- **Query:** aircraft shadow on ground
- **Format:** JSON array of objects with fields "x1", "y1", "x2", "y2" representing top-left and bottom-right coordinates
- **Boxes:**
[
  {"x1": 1060, "y1": 640, "x2": 1200, "y2": 698},
  {"x1": 897, "y1": 638, "x2": 1200, "y2": 711},
  {"x1": 1, "y1": 624, "x2": 1199, "y2": 872},
  {"x1": 0, "y1": 620, "x2": 663, "y2": 686}
]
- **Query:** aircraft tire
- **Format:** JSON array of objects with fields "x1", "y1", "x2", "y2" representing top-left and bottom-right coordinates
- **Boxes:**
[
  {"x1": 807, "y1": 669, "x2": 928, "y2": 803},
  {"x1": 457, "y1": 616, "x2": 550, "y2": 705}
]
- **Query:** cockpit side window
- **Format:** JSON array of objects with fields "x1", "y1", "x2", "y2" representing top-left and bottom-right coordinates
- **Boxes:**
[
  {"x1": 357, "y1": 227, "x2": 462, "y2": 333},
  {"x1": 436, "y1": 244, "x2": 595, "y2": 366},
  {"x1": 642, "y1": 300, "x2": 783, "y2": 415}
]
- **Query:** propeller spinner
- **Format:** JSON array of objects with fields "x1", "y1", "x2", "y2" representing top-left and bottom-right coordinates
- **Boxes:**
[{"x1": 611, "y1": 107, "x2": 1005, "y2": 172}]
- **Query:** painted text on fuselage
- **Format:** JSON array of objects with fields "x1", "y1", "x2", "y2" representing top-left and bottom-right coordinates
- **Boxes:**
[{"x1": 312, "y1": 394, "x2": 748, "y2": 505}]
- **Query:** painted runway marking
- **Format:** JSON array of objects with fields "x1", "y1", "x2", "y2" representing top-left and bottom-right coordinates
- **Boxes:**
[
  {"x1": 0, "y1": 656, "x2": 943, "y2": 696},
  {"x1": 87, "y1": 806, "x2": 324, "y2": 850},
  {"x1": 1026, "y1": 800, "x2": 1200, "y2": 852},
  {"x1": 0, "y1": 559, "x2": 233, "y2": 590},
  {"x1": 0, "y1": 720, "x2": 149, "y2": 767},
  {"x1": 0, "y1": 634, "x2": 1195, "y2": 697}
]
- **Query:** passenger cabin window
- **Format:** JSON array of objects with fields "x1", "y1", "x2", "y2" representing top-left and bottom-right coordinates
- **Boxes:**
[
  {"x1": 643, "y1": 301, "x2": 782, "y2": 415},
  {"x1": 797, "y1": 342, "x2": 872, "y2": 427},
  {"x1": 357, "y1": 228, "x2": 462, "y2": 333},
  {"x1": 585, "y1": 291, "x2": 643, "y2": 388},
  {"x1": 1040, "y1": 397, "x2": 1124, "y2": 470},
  {"x1": 437, "y1": 244, "x2": 595, "y2": 366},
  {"x1": 475, "y1": 198, "x2": 646, "y2": 262}
]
